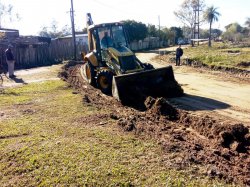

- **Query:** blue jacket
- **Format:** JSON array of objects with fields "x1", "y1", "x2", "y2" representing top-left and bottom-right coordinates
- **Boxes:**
[{"x1": 176, "y1": 47, "x2": 183, "y2": 57}]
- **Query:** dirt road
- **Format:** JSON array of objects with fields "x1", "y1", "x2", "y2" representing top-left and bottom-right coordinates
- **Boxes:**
[
  {"x1": 0, "y1": 65, "x2": 61, "y2": 88},
  {"x1": 136, "y1": 51, "x2": 250, "y2": 124}
]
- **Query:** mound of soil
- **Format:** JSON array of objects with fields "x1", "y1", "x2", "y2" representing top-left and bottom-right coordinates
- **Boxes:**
[
  {"x1": 227, "y1": 50, "x2": 241, "y2": 54},
  {"x1": 237, "y1": 61, "x2": 250, "y2": 68},
  {"x1": 60, "y1": 61, "x2": 250, "y2": 186},
  {"x1": 209, "y1": 65, "x2": 250, "y2": 76},
  {"x1": 145, "y1": 97, "x2": 179, "y2": 120}
]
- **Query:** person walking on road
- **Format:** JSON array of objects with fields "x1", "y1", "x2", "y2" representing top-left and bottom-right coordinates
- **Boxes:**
[
  {"x1": 5, "y1": 44, "x2": 16, "y2": 78},
  {"x1": 176, "y1": 45, "x2": 183, "y2": 66}
]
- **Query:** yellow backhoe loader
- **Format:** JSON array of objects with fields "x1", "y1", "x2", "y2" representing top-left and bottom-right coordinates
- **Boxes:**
[{"x1": 80, "y1": 13, "x2": 183, "y2": 105}]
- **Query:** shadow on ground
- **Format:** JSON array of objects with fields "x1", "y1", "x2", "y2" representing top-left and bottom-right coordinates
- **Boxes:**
[
  {"x1": 140, "y1": 50, "x2": 174, "y2": 55},
  {"x1": 170, "y1": 94, "x2": 231, "y2": 111},
  {"x1": 11, "y1": 77, "x2": 28, "y2": 85}
]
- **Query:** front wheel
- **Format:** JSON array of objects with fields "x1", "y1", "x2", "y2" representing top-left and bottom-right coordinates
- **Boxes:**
[
  {"x1": 96, "y1": 69, "x2": 113, "y2": 95},
  {"x1": 0, "y1": 75, "x2": 3, "y2": 87},
  {"x1": 80, "y1": 61, "x2": 96, "y2": 86}
]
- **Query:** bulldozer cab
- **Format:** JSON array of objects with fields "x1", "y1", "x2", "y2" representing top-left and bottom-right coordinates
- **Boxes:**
[
  {"x1": 88, "y1": 23, "x2": 143, "y2": 74},
  {"x1": 99, "y1": 26, "x2": 127, "y2": 50},
  {"x1": 88, "y1": 23, "x2": 128, "y2": 61}
]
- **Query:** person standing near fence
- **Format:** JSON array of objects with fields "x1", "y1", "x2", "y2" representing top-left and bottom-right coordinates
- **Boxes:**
[
  {"x1": 5, "y1": 44, "x2": 16, "y2": 78},
  {"x1": 176, "y1": 45, "x2": 183, "y2": 66}
]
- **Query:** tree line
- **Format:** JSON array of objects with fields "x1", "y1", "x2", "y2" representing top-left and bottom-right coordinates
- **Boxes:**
[
  {"x1": 37, "y1": 0, "x2": 249, "y2": 47},
  {"x1": 1, "y1": 0, "x2": 250, "y2": 46}
]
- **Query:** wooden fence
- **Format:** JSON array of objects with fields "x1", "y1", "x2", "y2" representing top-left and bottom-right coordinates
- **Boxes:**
[
  {"x1": 0, "y1": 40, "x2": 88, "y2": 69},
  {"x1": 0, "y1": 36, "x2": 167, "y2": 69},
  {"x1": 130, "y1": 39, "x2": 166, "y2": 51}
]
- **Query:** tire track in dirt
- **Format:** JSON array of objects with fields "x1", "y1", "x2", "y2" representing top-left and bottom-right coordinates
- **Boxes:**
[{"x1": 59, "y1": 61, "x2": 250, "y2": 186}]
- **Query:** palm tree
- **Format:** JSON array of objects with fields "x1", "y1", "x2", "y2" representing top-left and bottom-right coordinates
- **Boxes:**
[{"x1": 204, "y1": 6, "x2": 221, "y2": 47}]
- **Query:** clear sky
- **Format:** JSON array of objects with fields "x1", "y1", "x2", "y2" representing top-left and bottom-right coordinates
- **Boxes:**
[{"x1": 1, "y1": 0, "x2": 250, "y2": 35}]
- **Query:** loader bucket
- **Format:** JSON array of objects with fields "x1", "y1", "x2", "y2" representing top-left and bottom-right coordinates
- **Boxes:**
[{"x1": 112, "y1": 66, "x2": 183, "y2": 106}]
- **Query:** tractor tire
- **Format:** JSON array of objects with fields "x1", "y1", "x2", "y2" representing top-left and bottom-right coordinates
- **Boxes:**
[
  {"x1": 96, "y1": 69, "x2": 113, "y2": 95},
  {"x1": 0, "y1": 75, "x2": 3, "y2": 87},
  {"x1": 80, "y1": 61, "x2": 96, "y2": 86}
]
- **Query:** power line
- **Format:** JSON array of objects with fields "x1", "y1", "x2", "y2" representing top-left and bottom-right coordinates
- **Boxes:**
[{"x1": 91, "y1": 0, "x2": 128, "y2": 15}]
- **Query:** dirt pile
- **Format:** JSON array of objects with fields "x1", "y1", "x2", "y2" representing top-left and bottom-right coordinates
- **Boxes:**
[
  {"x1": 237, "y1": 61, "x2": 250, "y2": 68},
  {"x1": 60, "y1": 61, "x2": 250, "y2": 186},
  {"x1": 179, "y1": 113, "x2": 250, "y2": 151},
  {"x1": 145, "y1": 97, "x2": 179, "y2": 120},
  {"x1": 117, "y1": 99, "x2": 250, "y2": 185},
  {"x1": 219, "y1": 124, "x2": 249, "y2": 152},
  {"x1": 58, "y1": 60, "x2": 83, "y2": 81}
]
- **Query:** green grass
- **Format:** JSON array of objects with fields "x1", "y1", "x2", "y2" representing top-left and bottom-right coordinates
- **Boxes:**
[
  {"x1": 0, "y1": 80, "x2": 233, "y2": 186},
  {"x1": 184, "y1": 42, "x2": 250, "y2": 70}
]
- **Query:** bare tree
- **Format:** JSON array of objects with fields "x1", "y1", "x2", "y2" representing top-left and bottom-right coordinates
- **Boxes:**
[
  {"x1": 174, "y1": 0, "x2": 206, "y2": 39},
  {"x1": 39, "y1": 20, "x2": 71, "y2": 39},
  {"x1": 244, "y1": 17, "x2": 250, "y2": 37},
  {"x1": 204, "y1": 6, "x2": 220, "y2": 47},
  {"x1": 0, "y1": 2, "x2": 20, "y2": 28},
  {"x1": 245, "y1": 17, "x2": 250, "y2": 28}
]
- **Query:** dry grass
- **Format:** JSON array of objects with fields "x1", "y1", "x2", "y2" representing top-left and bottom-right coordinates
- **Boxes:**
[{"x1": 184, "y1": 42, "x2": 250, "y2": 70}]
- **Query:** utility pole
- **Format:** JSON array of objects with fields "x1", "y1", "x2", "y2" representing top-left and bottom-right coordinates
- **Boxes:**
[
  {"x1": 193, "y1": 0, "x2": 201, "y2": 46},
  {"x1": 70, "y1": 0, "x2": 77, "y2": 60},
  {"x1": 198, "y1": 0, "x2": 200, "y2": 45}
]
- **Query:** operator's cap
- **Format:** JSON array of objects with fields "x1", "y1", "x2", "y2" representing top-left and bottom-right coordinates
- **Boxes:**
[{"x1": 8, "y1": 44, "x2": 13, "y2": 48}]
